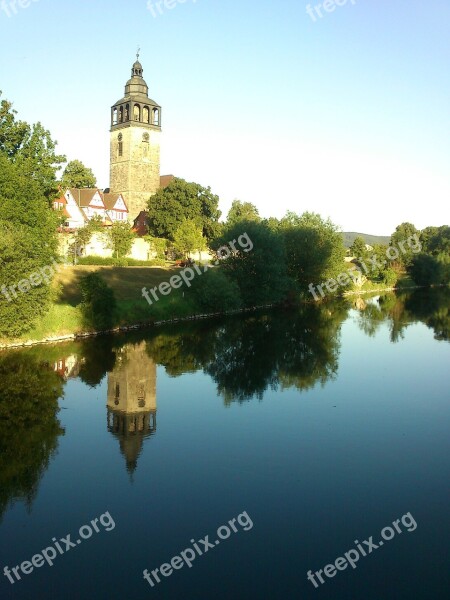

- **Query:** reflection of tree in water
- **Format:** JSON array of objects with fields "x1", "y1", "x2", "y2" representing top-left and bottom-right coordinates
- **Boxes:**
[
  {"x1": 145, "y1": 321, "x2": 217, "y2": 377},
  {"x1": 355, "y1": 288, "x2": 450, "y2": 343},
  {"x1": 206, "y1": 303, "x2": 348, "y2": 403},
  {"x1": 0, "y1": 353, "x2": 64, "y2": 522},
  {"x1": 78, "y1": 336, "x2": 117, "y2": 387},
  {"x1": 355, "y1": 300, "x2": 386, "y2": 338},
  {"x1": 143, "y1": 302, "x2": 348, "y2": 404}
]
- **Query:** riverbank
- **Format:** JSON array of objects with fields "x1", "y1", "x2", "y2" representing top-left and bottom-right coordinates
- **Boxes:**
[{"x1": 0, "y1": 265, "x2": 424, "y2": 350}]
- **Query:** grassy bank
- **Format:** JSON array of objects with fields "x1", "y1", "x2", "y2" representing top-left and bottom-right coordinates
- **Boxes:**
[
  {"x1": 0, "y1": 265, "x2": 215, "y2": 346},
  {"x1": 0, "y1": 265, "x2": 420, "y2": 348}
]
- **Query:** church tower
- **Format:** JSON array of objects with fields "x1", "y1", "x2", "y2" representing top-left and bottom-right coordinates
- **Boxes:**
[{"x1": 110, "y1": 53, "x2": 161, "y2": 220}]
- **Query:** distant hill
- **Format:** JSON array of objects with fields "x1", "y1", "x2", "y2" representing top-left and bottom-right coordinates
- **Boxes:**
[{"x1": 342, "y1": 232, "x2": 391, "y2": 248}]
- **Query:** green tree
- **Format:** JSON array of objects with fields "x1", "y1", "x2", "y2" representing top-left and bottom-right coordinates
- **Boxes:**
[
  {"x1": 226, "y1": 200, "x2": 260, "y2": 225},
  {"x1": 190, "y1": 268, "x2": 242, "y2": 312},
  {"x1": 0, "y1": 93, "x2": 65, "y2": 202},
  {"x1": 350, "y1": 236, "x2": 368, "y2": 260},
  {"x1": 280, "y1": 211, "x2": 346, "y2": 294},
  {"x1": 61, "y1": 159, "x2": 97, "y2": 189},
  {"x1": 408, "y1": 254, "x2": 446, "y2": 286},
  {"x1": 79, "y1": 273, "x2": 117, "y2": 330},
  {"x1": 0, "y1": 154, "x2": 59, "y2": 337},
  {"x1": 212, "y1": 220, "x2": 292, "y2": 307},
  {"x1": 390, "y1": 222, "x2": 420, "y2": 268},
  {"x1": 173, "y1": 219, "x2": 206, "y2": 259},
  {"x1": 420, "y1": 225, "x2": 450, "y2": 256},
  {"x1": 145, "y1": 236, "x2": 169, "y2": 260},
  {"x1": 107, "y1": 222, "x2": 135, "y2": 258},
  {"x1": 71, "y1": 215, "x2": 104, "y2": 260},
  {"x1": 147, "y1": 178, "x2": 221, "y2": 241}
]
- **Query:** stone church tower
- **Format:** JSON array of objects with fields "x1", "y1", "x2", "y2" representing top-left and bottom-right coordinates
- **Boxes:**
[{"x1": 110, "y1": 54, "x2": 161, "y2": 220}]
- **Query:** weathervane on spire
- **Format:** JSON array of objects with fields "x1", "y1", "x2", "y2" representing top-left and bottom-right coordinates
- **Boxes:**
[{"x1": 136, "y1": 46, "x2": 140, "y2": 61}]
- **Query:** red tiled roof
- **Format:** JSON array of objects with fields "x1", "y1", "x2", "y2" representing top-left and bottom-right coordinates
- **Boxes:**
[{"x1": 160, "y1": 175, "x2": 175, "y2": 189}]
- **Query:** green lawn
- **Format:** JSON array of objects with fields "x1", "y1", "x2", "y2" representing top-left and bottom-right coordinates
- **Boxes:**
[{"x1": 55, "y1": 264, "x2": 179, "y2": 304}]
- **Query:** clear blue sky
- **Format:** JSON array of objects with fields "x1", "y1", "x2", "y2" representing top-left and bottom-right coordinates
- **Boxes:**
[{"x1": 1, "y1": 0, "x2": 449, "y2": 234}]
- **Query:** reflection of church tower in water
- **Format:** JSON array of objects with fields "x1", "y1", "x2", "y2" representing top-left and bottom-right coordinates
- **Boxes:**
[{"x1": 107, "y1": 342, "x2": 157, "y2": 474}]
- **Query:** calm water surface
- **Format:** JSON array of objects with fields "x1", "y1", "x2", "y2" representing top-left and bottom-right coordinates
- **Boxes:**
[{"x1": 0, "y1": 289, "x2": 449, "y2": 600}]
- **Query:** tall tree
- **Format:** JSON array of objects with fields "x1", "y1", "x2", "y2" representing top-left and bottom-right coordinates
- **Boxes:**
[
  {"x1": 0, "y1": 93, "x2": 66, "y2": 202},
  {"x1": 107, "y1": 222, "x2": 136, "y2": 258},
  {"x1": 147, "y1": 178, "x2": 221, "y2": 241},
  {"x1": 0, "y1": 154, "x2": 59, "y2": 337},
  {"x1": 390, "y1": 222, "x2": 420, "y2": 268},
  {"x1": 61, "y1": 159, "x2": 97, "y2": 189},
  {"x1": 226, "y1": 200, "x2": 261, "y2": 225},
  {"x1": 280, "y1": 211, "x2": 346, "y2": 293},
  {"x1": 173, "y1": 219, "x2": 206, "y2": 258},
  {"x1": 350, "y1": 236, "x2": 368, "y2": 260},
  {"x1": 212, "y1": 220, "x2": 292, "y2": 307}
]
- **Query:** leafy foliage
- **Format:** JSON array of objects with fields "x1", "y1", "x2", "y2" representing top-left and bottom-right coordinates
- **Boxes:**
[
  {"x1": 226, "y1": 200, "x2": 260, "y2": 225},
  {"x1": 0, "y1": 92, "x2": 65, "y2": 202},
  {"x1": 61, "y1": 159, "x2": 97, "y2": 189},
  {"x1": 107, "y1": 222, "x2": 136, "y2": 258},
  {"x1": 390, "y1": 222, "x2": 420, "y2": 268},
  {"x1": 147, "y1": 178, "x2": 221, "y2": 241},
  {"x1": 280, "y1": 211, "x2": 346, "y2": 293},
  {"x1": 0, "y1": 154, "x2": 59, "y2": 337},
  {"x1": 79, "y1": 273, "x2": 117, "y2": 330},
  {"x1": 173, "y1": 219, "x2": 206, "y2": 258},
  {"x1": 190, "y1": 268, "x2": 242, "y2": 312},
  {"x1": 212, "y1": 220, "x2": 293, "y2": 307},
  {"x1": 350, "y1": 236, "x2": 368, "y2": 260}
]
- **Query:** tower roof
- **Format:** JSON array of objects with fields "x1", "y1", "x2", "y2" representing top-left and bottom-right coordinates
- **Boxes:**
[{"x1": 112, "y1": 54, "x2": 160, "y2": 108}]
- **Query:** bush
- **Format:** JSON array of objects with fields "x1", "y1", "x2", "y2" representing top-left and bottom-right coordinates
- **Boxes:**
[
  {"x1": 190, "y1": 267, "x2": 242, "y2": 313},
  {"x1": 112, "y1": 257, "x2": 128, "y2": 267},
  {"x1": 79, "y1": 273, "x2": 117, "y2": 330},
  {"x1": 77, "y1": 256, "x2": 115, "y2": 266},
  {"x1": 76, "y1": 256, "x2": 167, "y2": 267},
  {"x1": 408, "y1": 254, "x2": 447, "y2": 286}
]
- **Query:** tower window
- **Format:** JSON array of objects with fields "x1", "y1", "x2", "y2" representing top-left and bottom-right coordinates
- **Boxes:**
[
  {"x1": 152, "y1": 108, "x2": 160, "y2": 126},
  {"x1": 143, "y1": 106, "x2": 150, "y2": 124},
  {"x1": 119, "y1": 106, "x2": 123, "y2": 123},
  {"x1": 118, "y1": 142, "x2": 123, "y2": 157},
  {"x1": 134, "y1": 104, "x2": 141, "y2": 121},
  {"x1": 125, "y1": 104, "x2": 130, "y2": 121},
  {"x1": 113, "y1": 108, "x2": 118, "y2": 125}
]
